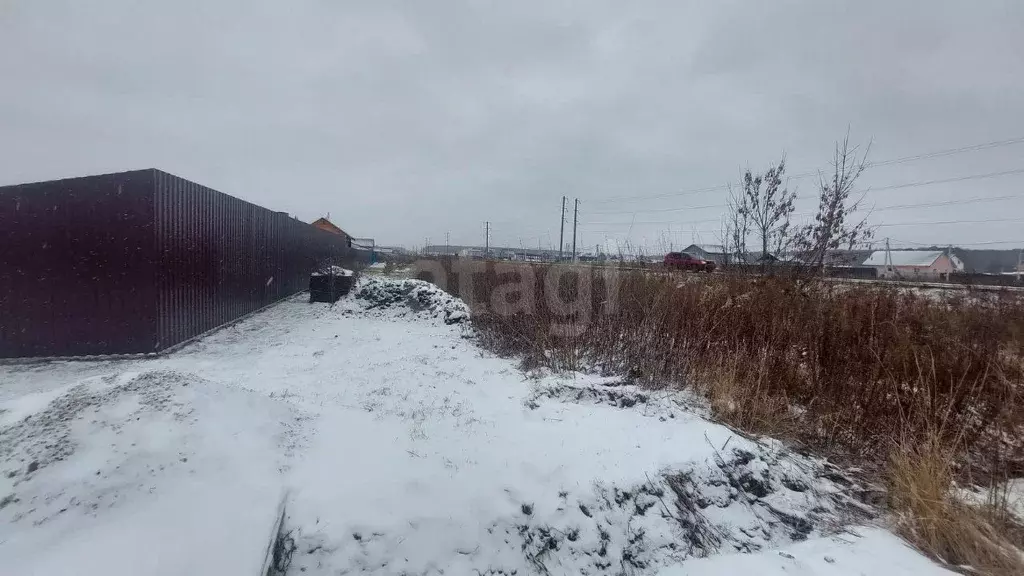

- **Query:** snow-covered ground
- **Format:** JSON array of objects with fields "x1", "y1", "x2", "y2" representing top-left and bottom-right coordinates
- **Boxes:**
[
  {"x1": 959, "y1": 479, "x2": 1024, "y2": 523},
  {"x1": 0, "y1": 277, "x2": 954, "y2": 575}
]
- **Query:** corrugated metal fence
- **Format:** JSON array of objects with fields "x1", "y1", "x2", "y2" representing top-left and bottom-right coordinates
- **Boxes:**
[{"x1": 1, "y1": 169, "x2": 351, "y2": 358}]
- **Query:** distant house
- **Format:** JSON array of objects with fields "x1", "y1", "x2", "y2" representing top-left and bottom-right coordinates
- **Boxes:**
[
  {"x1": 680, "y1": 244, "x2": 729, "y2": 265},
  {"x1": 423, "y1": 245, "x2": 462, "y2": 257},
  {"x1": 824, "y1": 250, "x2": 874, "y2": 268},
  {"x1": 311, "y1": 217, "x2": 351, "y2": 241},
  {"x1": 952, "y1": 248, "x2": 1022, "y2": 274},
  {"x1": 862, "y1": 250, "x2": 961, "y2": 279},
  {"x1": 424, "y1": 245, "x2": 558, "y2": 261}
]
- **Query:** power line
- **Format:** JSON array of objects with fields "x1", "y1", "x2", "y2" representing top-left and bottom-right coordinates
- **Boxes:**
[
  {"x1": 867, "y1": 194, "x2": 1017, "y2": 212},
  {"x1": 875, "y1": 217, "x2": 1024, "y2": 228},
  {"x1": 452, "y1": 153, "x2": 1024, "y2": 248},
  {"x1": 439, "y1": 137, "x2": 1024, "y2": 243},
  {"x1": 584, "y1": 194, "x2": 1019, "y2": 223},
  {"x1": 586, "y1": 135, "x2": 1024, "y2": 205},
  {"x1": 870, "y1": 136, "x2": 1024, "y2": 168},
  {"x1": 595, "y1": 231, "x2": 1024, "y2": 250},
  {"x1": 583, "y1": 212, "x2": 1024, "y2": 236},
  {"x1": 867, "y1": 167, "x2": 1024, "y2": 192},
  {"x1": 889, "y1": 238, "x2": 1024, "y2": 248},
  {"x1": 586, "y1": 167, "x2": 1024, "y2": 216},
  {"x1": 475, "y1": 163, "x2": 1024, "y2": 233},
  {"x1": 582, "y1": 207, "x2": 1024, "y2": 229},
  {"x1": 581, "y1": 195, "x2": 1019, "y2": 229}
]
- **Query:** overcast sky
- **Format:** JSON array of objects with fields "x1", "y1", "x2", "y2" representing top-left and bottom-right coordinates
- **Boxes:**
[{"x1": 2, "y1": 1, "x2": 1022, "y2": 252}]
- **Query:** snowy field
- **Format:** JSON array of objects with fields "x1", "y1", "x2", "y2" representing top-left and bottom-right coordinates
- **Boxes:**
[{"x1": 0, "y1": 277, "x2": 953, "y2": 575}]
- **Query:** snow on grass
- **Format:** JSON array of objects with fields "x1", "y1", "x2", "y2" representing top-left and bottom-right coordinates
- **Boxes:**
[
  {"x1": 0, "y1": 277, "x2": 952, "y2": 575},
  {"x1": 958, "y1": 479, "x2": 1024, "y2": 522},
  {"x1": 656, "y1": 527, "x2": 956, "y2": 575}
]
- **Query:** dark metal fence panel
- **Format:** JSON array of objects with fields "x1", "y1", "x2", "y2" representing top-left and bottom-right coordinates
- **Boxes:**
[
  {"x1": 0, "y1": 171, "x2": 158, "y2": 358},
  {"x1": 152, "y1": 170, "x2": 351, "y2": 352},
  {"x1": 1, "y1": 169, "x2": 351, "y2": 359}
]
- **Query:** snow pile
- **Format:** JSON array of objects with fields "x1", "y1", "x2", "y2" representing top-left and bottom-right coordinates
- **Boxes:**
[
  {"x1": 284, "y1": 423, "x2": 878, "y2": 575},
  {"x1": 396, "y1": 382, "x2": 878, "y2": 574},
  {"x1": 355, "y1": 276, "x2": 469, "y2": 324},
  {"x1": 1, "y1": 371, "x2": 190, "y2": 494},
  {"x1": 0, "y1": 368, "x2": 301, "y2": 575},
  {"x1": 411, "y1": 443, "x2": 872, "y2": 575}
]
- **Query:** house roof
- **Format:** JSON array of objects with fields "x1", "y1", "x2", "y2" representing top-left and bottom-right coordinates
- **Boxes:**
[
  {"x1": 681, "y1": 243, "x2": 726, "y2": 254},
  {"x1": 823, "y1": 250, "x2": 874, "y2": 267},
  {"x1": 311, "y1": 217, "x2": 348, "y2": 237},
  {"x1": 862, "y1": 250, "x2": 945, "y2": 267}
]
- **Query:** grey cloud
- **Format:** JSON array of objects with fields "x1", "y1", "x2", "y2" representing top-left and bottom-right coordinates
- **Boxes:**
[{"x1": 1, "y1": 1, "x2": 1022, "y2": 250}]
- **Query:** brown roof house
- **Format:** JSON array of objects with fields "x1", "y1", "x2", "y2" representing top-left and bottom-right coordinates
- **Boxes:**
[
  {"x1": 312, "y1": 216, "x2": 348, "y2": 237},
  {"x1": 311, "y1": 216, "x2": 353, "y2": 249}
]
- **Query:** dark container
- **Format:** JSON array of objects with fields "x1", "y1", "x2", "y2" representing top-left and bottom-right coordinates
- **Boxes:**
[
  {"x1": 308, "y1": 272, "x2": 354, "y2": 304},
  {"x1": 1, "y1": 169, "x2": 351, "y2": 358}
]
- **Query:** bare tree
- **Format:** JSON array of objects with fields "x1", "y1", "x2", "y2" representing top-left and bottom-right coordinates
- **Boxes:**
[
  {"x1": 723, "y1": 157, "x2": 795, "y2": 266},
  {"x1": 726, "y1": 183, "x2": 750, "y2": 265},
  {"x1": 742, "y1": 157, "x2": 796, "y2": 265},
  {"x1": 795, "y1": 132, "x2": 873, "y2": 270},
  {"x1": 717, "y1": 216, "x2": 734, "y2": 268}
]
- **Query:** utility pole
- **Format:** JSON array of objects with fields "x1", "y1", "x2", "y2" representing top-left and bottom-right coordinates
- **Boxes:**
[
  {"x1": 947, "y1": 245, "x2": 954, "y2": 281},
  {"x1": 884, "y1": 237, "x2": 894, "y2": 279},
  {"x1": 1017, "y1": 247, "x2": 1022, "y2": 283},
  {"x1": 445, "y1": 231, "x2": 450, "y2": 256},
  {"x1": 558, "y1": 196, "x2": 566, "y2": 262},
  {"x1": 484, "y1": 221, "x2": 490, "y2": 258},
  {"x1": 572, "y1": 198, "x2": 579, "y2": 262}
]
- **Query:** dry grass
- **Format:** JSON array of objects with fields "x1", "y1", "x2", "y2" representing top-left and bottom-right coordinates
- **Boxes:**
[
  {"x1": 690, "y1": 357, "x2": 800, "y2": 437},
  {"x1": 890, "y1": 438, "x2": 1024, "y2": 575},
  {"x1": 415, "y1": 259, "x2": 1024, "y2": 574}
]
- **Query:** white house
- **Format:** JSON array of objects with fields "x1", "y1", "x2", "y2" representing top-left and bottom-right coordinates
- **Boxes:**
[{"x1": 862, "y1": 250, "x2": 962, "y2": 279}]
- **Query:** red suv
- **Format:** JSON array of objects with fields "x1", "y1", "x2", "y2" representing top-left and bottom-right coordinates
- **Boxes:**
[{"x1": 664, "y1": 252, "x2": 716, "y2": 272}]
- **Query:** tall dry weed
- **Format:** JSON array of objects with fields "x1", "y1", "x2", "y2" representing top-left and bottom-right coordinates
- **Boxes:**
[{"x1": 890, "y1": 437, "x2": 1024, "y2": 575}]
